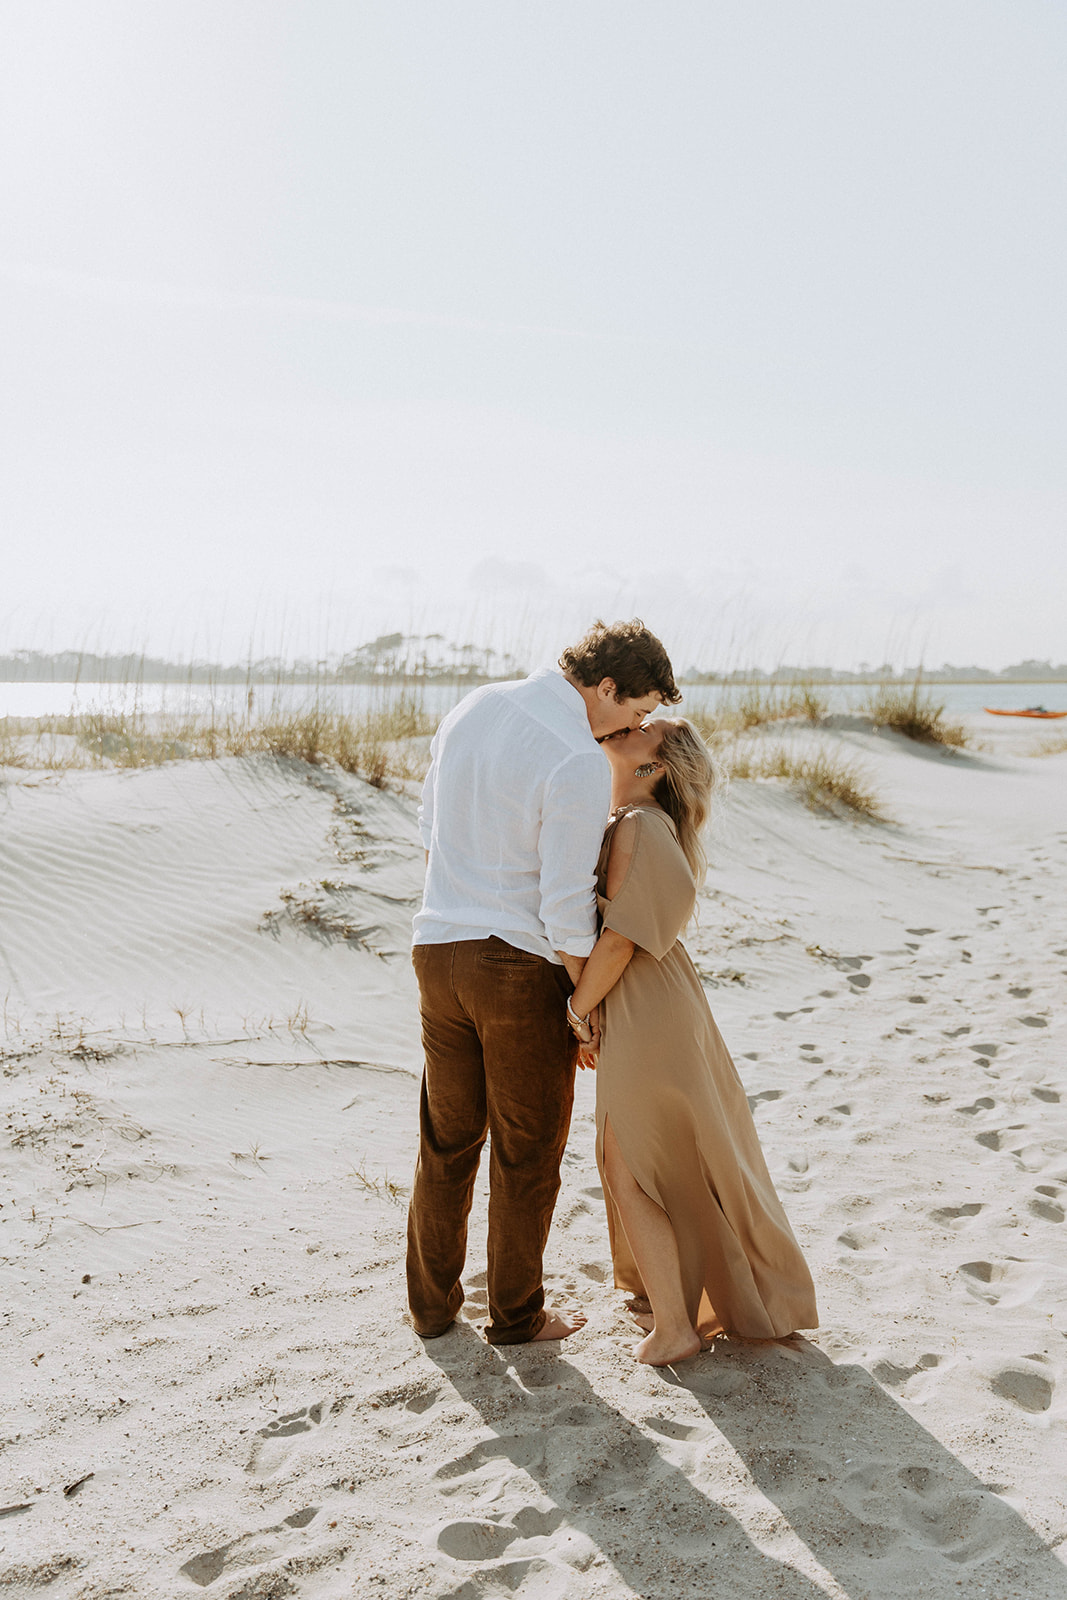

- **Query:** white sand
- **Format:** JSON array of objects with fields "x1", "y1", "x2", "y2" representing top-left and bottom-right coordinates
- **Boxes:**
[{"x1": 1, "y1": 719, "x2": 1065, "y2": 1599}]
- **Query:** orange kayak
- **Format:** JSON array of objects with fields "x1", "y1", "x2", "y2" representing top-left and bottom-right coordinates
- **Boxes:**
[{"x1": 984, "y1": 707, "x2": 1067, "y2": 718}]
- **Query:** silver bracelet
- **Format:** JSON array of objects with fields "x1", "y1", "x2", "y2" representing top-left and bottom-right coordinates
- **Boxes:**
[{"x1": 566, "y1": 998, "x2": 588, "y2": 1028}]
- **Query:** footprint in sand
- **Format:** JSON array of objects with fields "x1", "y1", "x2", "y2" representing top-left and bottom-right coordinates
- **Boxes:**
[
  {"x1": 437, "y1": 1519, "x2": 523, "y2": 1561},
  {"x1": 943, "y1": 1025, "x2": 972, "y2": 1038},
  {"x1": 957, "y1": 1259, "x2": 1043, "y2": 1309},
  {"x1": 257, "y1": 1403, "x2": 325, "y2": 1440},
  {"x1": 930, "y1": 1203, "x2": 984, "y2": 1227},
  {"x1": 644, "y1": 1416, "x2": 707, "y2": 1442},
  {"x1": 958, "y1": 1097, "x2": 996, "y2": 1116},
  {"x1": 179, "y1": 1506, "x2": 322, "y2": 1588},
  {"x1": 990, "y1": 1367, "x2": 1053, "y2": 1414},
  {"x1": 829, "y1": 1457, "x2": 1015, "y2": 1566},
  {"x1": 747, "y1": 1089, "x2": 785, "y2": 1111},
  {"x1": 1029, "y1": 1190, "x2": 1065, "y2": 1223},
  {"x1": 837, "y1": 1225, "x2": 883, "y2": 1251},
  {"x1": 1018, "y1": 1015, "x2": 1049, "y2": 1028},
  {"x1": 579, "y1": 1259, "x2": 610, "y2": 1283},
  {"x1": 435, "y1": 1432, "x2": 549, "y2": 1485},
  {"x1": 437, "y1": 1503, "x2": 574, "y2": 1565},
  {"x1": 405, "y1": 1385, "x2": 442, "y2": 1415},
  {"x1": 892, "y1": 1464, "x2": 1016, "y2": 1560},
  {"x1": 969, "y1": 1043, "x2": 999, "y2": 1058},
  {"x1": 247, "y1": 1399, "x2": 345, "y2": 1476},
  {"x1": 959, "y1": 1261, "x2": 998, "y2": 1297},
  {"x1": 1031, "y1": 1087, "x2": 1060, "y2": 1103},
  {"x1": 872, "y1": 1353, "x2": 940, "y2": 1386}
]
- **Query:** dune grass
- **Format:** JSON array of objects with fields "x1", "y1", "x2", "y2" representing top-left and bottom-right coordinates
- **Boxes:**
[
  {"x1": 1, "y1": 698, "x2": 439, "y2": 788},
  {"x1": 698, "y1": 681, "x2": 829, "y2": 736},
  {"x1": 1029, "y1": 732, "x2": 1067, "y2": 757},
  {"x1": 2, "y1": 677, "x2": 892, "y2": 820},
  {"x1": 681, "y1": 710, "x2": 884, "y2": 820},
  {"x1": 0, "y1": 724, "x2": 30, "y2": 768},
  {"x1": 725, "y1": 742, "x2": 886, "y2": 819},
  {"x1": 863, "y1": 676, "x2": 968, "y2": 748}
]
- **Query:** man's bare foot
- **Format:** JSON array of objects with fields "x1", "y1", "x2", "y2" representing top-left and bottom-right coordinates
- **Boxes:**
[
  {"x1": 532, "y1": 1309, "x2": 588, "y2": 1341},
  {"x1": 631, "y1": 1311, "x2": 654, "y2": 1332},
  {"x1": 633, "y1": 1326, "x2": 701, "y2": 1367}
]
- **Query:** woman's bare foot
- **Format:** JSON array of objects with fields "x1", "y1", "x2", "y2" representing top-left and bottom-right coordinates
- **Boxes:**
[
  {"x1": 630, "y1": 1312, "x2": 654, "y2": 1332},
  {"x1": 633, "y1": 1326, "x2": 701, "y2": 1367},
  {"x1": 532, "y1": 1309, "x2": 588, "y2": 1341}
]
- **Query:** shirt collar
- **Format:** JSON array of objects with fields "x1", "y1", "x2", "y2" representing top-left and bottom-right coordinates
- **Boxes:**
[{"x1": 528, "y1": 667, "x2": 594, "y2": 734}]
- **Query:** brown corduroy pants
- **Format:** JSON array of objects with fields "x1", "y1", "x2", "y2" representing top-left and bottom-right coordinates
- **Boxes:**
[{"x1": 406, "y1": 938, "x2": 578, "y2": 1344}]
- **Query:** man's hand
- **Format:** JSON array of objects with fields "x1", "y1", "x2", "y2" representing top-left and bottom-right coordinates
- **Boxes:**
[
  {"x1": 577, "y1": 1004, "x2": 600, "y2": 1071},
  {"x1": 557, "y1": 952, "x2": 587, "y2": 989}
]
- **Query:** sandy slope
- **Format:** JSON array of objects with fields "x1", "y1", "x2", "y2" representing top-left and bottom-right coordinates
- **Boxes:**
[{"x1": 1, "y1": 728, "x2": 1065, "y2": 1599}]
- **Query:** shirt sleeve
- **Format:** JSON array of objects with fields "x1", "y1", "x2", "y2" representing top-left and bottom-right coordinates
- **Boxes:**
[
  {"x1": 538, "y1": 750, "x2": 611, "y2": 957},
  {"x1": 601, "y1": 811, "x2": 696, "y2": 960},
  {"x1": 417, "y1": 733, "x2": 439, "y2": 851}
]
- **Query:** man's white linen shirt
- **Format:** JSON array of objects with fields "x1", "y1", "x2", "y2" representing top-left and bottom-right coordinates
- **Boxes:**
[{"x1": 413, "y1": 669, "x2": 611, "y2": 963}]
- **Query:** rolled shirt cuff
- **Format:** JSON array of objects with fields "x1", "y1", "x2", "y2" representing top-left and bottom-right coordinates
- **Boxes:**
[{"x1": 549, "y1": 933, "x2": 597, "y2": 959}]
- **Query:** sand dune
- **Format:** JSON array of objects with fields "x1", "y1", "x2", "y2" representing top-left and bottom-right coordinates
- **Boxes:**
[{"x1": 1, "y1": 723, "x2": 1065, "y2": 1597}]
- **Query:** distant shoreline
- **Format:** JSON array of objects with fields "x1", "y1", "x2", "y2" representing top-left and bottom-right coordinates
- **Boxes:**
[
  {"x1": 6, "y1": 668, "x2": 1067, "y2": 688},
  {"x1": 2, "y1": 673, "x2": 1066, "y2": 687},
  {"x1": 3, "y1": 640, "x2": 1065, "y2": 688}
]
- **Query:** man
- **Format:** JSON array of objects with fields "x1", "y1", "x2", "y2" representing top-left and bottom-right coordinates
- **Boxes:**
[{"x1": 406, "y1": 618, "x2": 681, "y2": 1344}]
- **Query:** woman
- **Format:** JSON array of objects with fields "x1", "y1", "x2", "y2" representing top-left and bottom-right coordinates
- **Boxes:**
[{"x1": 566, "y1": 718, "x2": 818, "y2": 1366}]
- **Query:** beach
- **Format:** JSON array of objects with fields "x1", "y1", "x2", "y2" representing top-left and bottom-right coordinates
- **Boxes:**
[{"x1": 2, "y1": 713, "x2": 1065, "y2": 1598}]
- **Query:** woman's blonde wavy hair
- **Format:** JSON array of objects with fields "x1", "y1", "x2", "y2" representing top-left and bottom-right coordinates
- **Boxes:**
[{"x1": 650, "y1": 718, "x2": 724, "y2": 884}]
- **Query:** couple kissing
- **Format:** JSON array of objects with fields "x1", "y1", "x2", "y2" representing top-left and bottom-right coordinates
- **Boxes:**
[{"x1": 406, "y1": 619, "x2": 816, "y2": 1366}]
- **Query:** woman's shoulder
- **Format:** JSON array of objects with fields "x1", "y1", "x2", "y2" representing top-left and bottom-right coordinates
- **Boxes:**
[
  {"x1": 617, "y1": 805, "x2": 681, "y2": 850},
  {"x1": 604, "y1": 806, "x2": 688, "y2": 896}
]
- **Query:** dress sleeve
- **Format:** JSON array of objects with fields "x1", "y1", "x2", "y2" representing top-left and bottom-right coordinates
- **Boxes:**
[{"x1": 601, "y1": 811, "x2": 696, "y2": 961}]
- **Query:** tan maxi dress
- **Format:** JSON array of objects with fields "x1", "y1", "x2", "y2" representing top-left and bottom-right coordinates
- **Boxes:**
[{"x1": 594, "y1": 805, "x2": 818, "y2": 1340}]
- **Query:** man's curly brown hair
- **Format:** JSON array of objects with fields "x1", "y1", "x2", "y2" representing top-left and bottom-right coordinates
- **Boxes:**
[{"x1": 559, "y1": 619, "x2": 680, "y2": 705}]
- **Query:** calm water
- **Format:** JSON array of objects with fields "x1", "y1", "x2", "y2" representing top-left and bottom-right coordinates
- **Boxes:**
[{"x1": 3, "y1": 678, "x2": 1066, "y2": 721}]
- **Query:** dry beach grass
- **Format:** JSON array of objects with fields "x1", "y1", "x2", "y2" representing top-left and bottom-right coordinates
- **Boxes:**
[
  {"x1": 0, "y1": 674, "x2": 986, "y2": 831},
  {"x1": 863, "y1": 679, "x2": 969, "y2": 749},
  {"x1": 0, "y1": 697, "x2": 438, "y2": 787}
]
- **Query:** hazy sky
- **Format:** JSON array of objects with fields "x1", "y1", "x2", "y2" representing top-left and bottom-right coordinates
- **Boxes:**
[{"x1": 2, "y1": 2, "x2": 1065, "y2": 670}]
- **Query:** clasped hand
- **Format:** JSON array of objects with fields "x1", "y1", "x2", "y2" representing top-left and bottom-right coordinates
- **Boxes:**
[{"x1": 569, "y1": 1003, "x2": 600, "y2": 1071}]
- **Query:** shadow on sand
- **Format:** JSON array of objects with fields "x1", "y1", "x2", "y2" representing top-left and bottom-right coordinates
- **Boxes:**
[{"x1": 423, "y1": 1326, "x2": 1066, "y2": 1600}]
